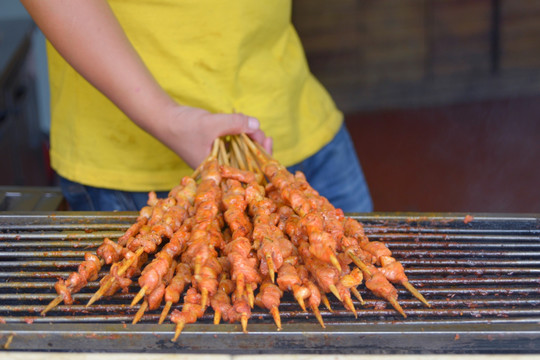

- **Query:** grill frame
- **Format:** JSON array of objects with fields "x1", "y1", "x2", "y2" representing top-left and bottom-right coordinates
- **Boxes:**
[{"x1": 0, "y1": 211, "x2": 539, "y2": 354}]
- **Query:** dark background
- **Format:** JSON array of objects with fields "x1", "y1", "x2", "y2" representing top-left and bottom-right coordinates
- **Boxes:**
[{"x1": 293, "y1": 0, "x2": 540, "y2": 213}]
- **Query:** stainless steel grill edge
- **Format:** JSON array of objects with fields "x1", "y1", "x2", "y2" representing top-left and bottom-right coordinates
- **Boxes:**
[{"x1": 1, "y1": 212, "x2": 539, "y2": 354}]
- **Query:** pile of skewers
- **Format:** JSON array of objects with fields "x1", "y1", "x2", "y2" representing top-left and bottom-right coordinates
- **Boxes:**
[{"x1": 41, "y1": 134, "x2": 430, "y2": 341}]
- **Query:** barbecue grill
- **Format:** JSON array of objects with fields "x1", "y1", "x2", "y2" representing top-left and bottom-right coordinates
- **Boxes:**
[{"x1": 0, "y1": 212, "x2": 539, "y2": 354}]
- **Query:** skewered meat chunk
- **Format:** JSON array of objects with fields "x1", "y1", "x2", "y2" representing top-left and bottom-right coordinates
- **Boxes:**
[
  {"x1": 246, "y1": 182, "x2": 295, "y2": 282},
  {"x1": 165, "y1": 263, "x2": 192, "y2": 305},
  {"x1": 227, "y1": 293, "x2": 251, "y2": 333},
  {"x1": 298, "y1": 242, "x2": 340, "y2": 297},
  {"x1": 362, "y1": 263, "x2": 405, "y2": 317},
  {"x1": 255, "y1": 278, "x2": 283, "y2": 330},
  {"x1": 222, "y1": 179, "x2": 252, "y2": 238},
  {"x1": 364, "y1": 265, "x2": 398, "y2": 301},
  {"x1": 159, "y1": 263, "x2": 192, "y2": 324},
  {"x1": 54, "y1": 252, "x2": 102, "y2": 305},
  {"x1": 135, "y1": 258, "x2": 177, "y2": 324},
  {"x1": 138, "y1": 253, "x2": 174, "y2": 295},
  {"x1": 277, "y1": 261, "x2": 310, "y2": 311},
  {"x1": 379, "y1": 256, "x2": 407, "y2": 283},
  {"x1": 194, "y1": 256, "x2": 223, "y2": 307},
  {"x1": 224, "y1": 237, "x2": 261, "y2": 297},
  {"x1": 379, "y1": 255, "x2": 430, "y2": 307},
  {"x1": 220, "y1": 164, "x2": 259, "y2": 184},
  {"x1": 132, "y1": 221, "x2": 192, "y2": 306},
  {"x1": 171, "y1": 288, "x2": 206, "y2": 341},
  {"x1": 97, "y1": 238, "x2": 126, "y2": 265},
  {"x1": 100, "y1": 251, "x2": 148, "y2": 296},
  {"x1": 211, "y1": 276, "x2": 235, "y2": 324},
  {"x1": 168, "y1": 176, "x2": 197, "y2": 209}
]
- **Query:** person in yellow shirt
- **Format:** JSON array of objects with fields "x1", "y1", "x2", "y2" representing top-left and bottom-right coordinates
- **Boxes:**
[{"x1": 22, "y1": 0, "x2": 372, "y2": 213}]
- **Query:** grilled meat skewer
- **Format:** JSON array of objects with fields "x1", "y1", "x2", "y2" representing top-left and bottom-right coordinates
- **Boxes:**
[{"x1": 159, "y1": 263, "x2": 192, "y2": 324}]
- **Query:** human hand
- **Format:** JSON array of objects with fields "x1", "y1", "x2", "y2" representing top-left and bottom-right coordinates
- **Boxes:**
[{"x1": 154, "y1": 105, "x2": 273, "y2": 169}]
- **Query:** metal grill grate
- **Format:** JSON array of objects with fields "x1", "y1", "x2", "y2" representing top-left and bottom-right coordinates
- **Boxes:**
[{"x1": 0, "y1": 212, "x2": 539, "y2": 354}]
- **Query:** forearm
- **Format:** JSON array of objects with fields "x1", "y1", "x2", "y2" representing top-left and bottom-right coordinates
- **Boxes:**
[
  {"x1": 21, "y1": 0, "x2": 272, "y2": 168},
  {"x1": 21, "y1": 0, "x2": 175, "y2": 135}
]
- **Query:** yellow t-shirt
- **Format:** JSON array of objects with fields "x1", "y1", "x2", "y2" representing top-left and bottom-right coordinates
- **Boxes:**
[{"x1": 47, "y1": 0, "x2": 343, "y2": 191}]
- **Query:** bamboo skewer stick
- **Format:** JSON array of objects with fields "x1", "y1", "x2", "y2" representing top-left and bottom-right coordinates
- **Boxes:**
[
  {"x1": 132, "y1": 300, "x2": 148, "y2": 324},
  {"x1": 321, "y1": 293, "x2": 333, "y2": 312},
  {"x1": 329, "y1": 255, "x2": 342, "y2": 273},
  {"x1": 350, "y1": 287, "x2": 365, "y2": 305},
  {"x1": 87, "y1": 247, "x2": 145, "y2": 307},
  {"x1": 270, "y1": 307, "x2": 282, "y2": 330},
  {"x1": 172, "y1": 321, "x2": 185, "y2": 342},
  {"x1": 343, "y1": 296, "x2": 357, "y2": 318},
  {"x1": 311, "y1": 305, "x2": 325, "y2": 328},
  {"x1": 346, "y1": 251, "x2": 372, "y2": 276},
  {"x1": 201, "y1": 289, "x2": 209, "y2": 309},
  {"x1": 218, "y1": 137, "x2": 229, "y2": 166},
  {"x1": 265, "y1": 254, "x2": 276, "y2": 284},
  {"x1": 241, "y1": 314, "x2": 249, "y2": 333},
  {"x1": 230, "y1": 136, "x2": 247, "y2": 171},
  {"x1": 246, "y1": 284, "x2": 255, "y2": 308},
  {"x1": 402, "y1": 280, "x2": 431, "y2": 307},
  {"x1": 295, "y1": 294, "x2": 307, "y2": 312},
  {"x1": 214, "y1": 310, "x2": 222, "y2": 325},
  {"x1": 131, "y1": 285, "x2": 148, "y2": 307},
  {"x1": 159, "y1": 301, "x2": 173, "y2": 325},
  {"x1": 390, "y1": 298, "x2": 407, "y2": 318},
  {"x1": 41, "y1": 295, "x2": 64, "y2": 316},
  {"x1": 234, "y1": 136, "x2": 254, "y2": 172},
  {"x1": 328, "y1": 284, "x2": 342, "y2": 302}
]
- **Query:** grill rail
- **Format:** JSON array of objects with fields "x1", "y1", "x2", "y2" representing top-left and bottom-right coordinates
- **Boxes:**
[{"x1": 0, "y1": 212, "x2": 539, "y2": 353}]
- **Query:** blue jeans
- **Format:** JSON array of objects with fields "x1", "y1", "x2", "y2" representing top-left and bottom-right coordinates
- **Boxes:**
[
  {"x1": 59, "y1": 178, "x2": 169, "y2": 211},
  {"x1": 60, "y1": 124, "x2": 372, "y2": 213}
]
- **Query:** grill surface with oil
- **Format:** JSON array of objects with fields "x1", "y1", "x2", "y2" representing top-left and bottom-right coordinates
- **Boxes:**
[{"x1": 0, "y1": 212, "x2": 539, "y2": 354}]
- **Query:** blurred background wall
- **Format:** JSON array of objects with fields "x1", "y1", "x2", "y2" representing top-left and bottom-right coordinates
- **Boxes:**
[
  {"x1": 0, "y1": 0, "x2": 538, "y2": 213},
  {"x1": 0, "y1": 0, "x2": 51, "y2": 189},
  {"x1": 292, "y1": 0, "x2": 540, "y2": 213}
]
